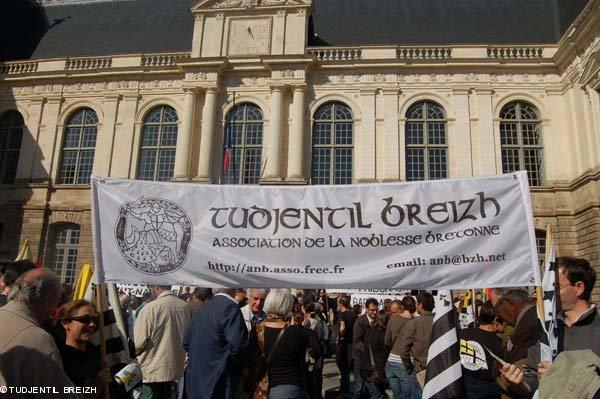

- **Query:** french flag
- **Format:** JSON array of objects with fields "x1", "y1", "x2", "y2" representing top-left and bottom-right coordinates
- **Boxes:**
[{"x1": 223, "y1": 118, "x2": 233, "y2": 172}]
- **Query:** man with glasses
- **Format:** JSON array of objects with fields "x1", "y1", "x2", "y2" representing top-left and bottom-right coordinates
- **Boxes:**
[
  {"x1": 240, "y1": 288, "x2": 268, "y2": 332},
  {"x1": 353, "y1": 297, "x2": 380, "y2": 398},
  {"x1": 501, "y1": 256, "x2": 600, "y2": 396}
]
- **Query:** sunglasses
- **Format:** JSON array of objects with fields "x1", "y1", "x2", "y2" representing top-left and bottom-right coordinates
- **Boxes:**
[{"x1": 69, "y1": 315, "x2": 98, "y2": 325}]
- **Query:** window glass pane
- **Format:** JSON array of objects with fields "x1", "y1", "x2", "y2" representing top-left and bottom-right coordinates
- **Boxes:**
[
  {"x1": 84, "y1": 109, "x2": 98, "y2": 125},
  {"x1": 233, "y1": 106, "x2": 245, "y2": 122},
  {"x1": 63, "y1": 127, "x2": 81, "y2": 148},
  {"x1": 311, "y1": 148, "x2": 331, "y2": 185},
  {"x1": 521, "y1": 123, "x2": 542, "y2": 146},
  {"x1": 501, "y1": 148, "x2": 520, "y2": 173},
  {"x1": 334, "y1": 104, "x2": 353, "y2": 121},
  {"x1": 7, "y1": 128, "x2": 23, "y2": 149},
  {"x1": 81, "y1": 127, "x2": 97, "y2": 148},
  {"x1": 142, "y1": 125, "x2": 160, "y2": 147},
  {"x1": 59, "y1": 151, "x2": 78, "y2": 184},
  {"x1": 427, "y1": 122, "x2": 445, "y2": 145},
  {"x1": 51, "y1": 224, "x2": 80, "y2": 285},
  {"x1": 500, "y1": 123, "x2": 519, "y2": 145},
  {"x1": 406, "y1": 148, "x2": 425, "y2": 181},
  {"x1": 426, "y1": 103, "x2": 445, "y2": 120},
  {"x1": 243, "y1": 148, "x2": 262, "y2": 184},
  {"x1": 77, "y1": 150, "x2": 95, "y2": 184},
  {"x1": 428, "y1": 148, "x2": 447, "y2": 180},
  {"x1": 160, "y1": 124, "x2": 178, "y2": 147},
  {"x1": 519, "y1": 103, "x2": 539, "y2": 120},
  {"x1": 222, "y1": 148, "x2": 242, "y2": 184},
  {"x1": 68, "y1": 110, "x2": 85, "y2": 125},
  {"x1": 523, "y1": 149, "x2": 543, "y2": 186},
  {"x1": 157, "y1": 149, "x2": 176, "y2": 182},
  {"x1": 162, "y1": 106, "x2": 178, "y2": 123},
  {"x1": 314, "y1": 104, "x2": 332, "y2": 121},
  {"x1": 138, "y1": 150, "x2": 157, "y2": 181},
  {"x1": 313, "y1": 123, "x2": 331, "y2": 146},
  {"x1": 144, "y1": 108, "x2": 162, "y2": 123},
  {"x1": 335, "y1": 123, "x2": 353, "y2": 145},
  {"x1": 245, "y1": 124, "x2": 263, "y2": 146},
  {"x1": 406, "y1": 123, "x2": 423, "y2": 145},
  {"x1": 245, "y1": 105, "x2": 263, "y2": 121},
  {"x1": 334, "y1": 148, "x2": 352, "y2": 184},
  {"x1": 500, "y1": 104, "x2": 517, "y2": 119},
  {"x1": 406, "y1": 103, "x2": 424, "y2": 120}
]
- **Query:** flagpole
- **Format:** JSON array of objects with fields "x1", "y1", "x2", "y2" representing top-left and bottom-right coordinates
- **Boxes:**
[
  {"x1": 232, "y1": 92, "x2": 236, "y2": 184},
  {"x1": 96, "y1": 283, "x2": 111, "y2": 399}
]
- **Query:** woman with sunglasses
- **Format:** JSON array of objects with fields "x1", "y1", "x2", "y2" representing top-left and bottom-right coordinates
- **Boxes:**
[{"x1": 59, "y1": 299, "x2": 112, "y2": 398}]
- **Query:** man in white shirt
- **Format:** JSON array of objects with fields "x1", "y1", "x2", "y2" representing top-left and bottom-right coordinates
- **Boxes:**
[{"x1": 240, "y1": 288, "x2": 268, "y2": 332}]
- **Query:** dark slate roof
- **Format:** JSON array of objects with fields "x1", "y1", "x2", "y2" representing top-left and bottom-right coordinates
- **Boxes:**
[
  {"x1": 0, "y1": 0, "x2": 591, "y2": 61},
  {"x1": 308, "y1": 0, "x2": 590, "y2": 46}
]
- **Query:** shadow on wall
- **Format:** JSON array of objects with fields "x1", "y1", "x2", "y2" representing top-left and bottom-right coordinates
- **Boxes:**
[
  {"x1": 0, "y1": 0, "x2": 48, "y2": 62},
  {"x1": 0, "y1": 86, "x2": 46, "y2": 261}
]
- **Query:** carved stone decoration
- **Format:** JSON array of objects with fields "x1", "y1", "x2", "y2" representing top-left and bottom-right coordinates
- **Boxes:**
[
  {"x1": 210, "y1": 0, "x2": 309, "y2": 7},
  {"x1": 228, "y1": 18, "x2": 271, "y2": 56}
]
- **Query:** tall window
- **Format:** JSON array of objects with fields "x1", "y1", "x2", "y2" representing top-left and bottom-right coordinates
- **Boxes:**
[
  {"x1": 58, "y1": 108, "x2": 98, "y2": 184},
  {"x1": 0, "y1": 110, "x2": 24, "y2": 184},
  {"x1": 137, "y1": 105, "x2": 179, "y2": 181},
  {"x1": 49, "y1": 223, "x2": 80, "y2": 285},
  {"x1": 405, "y1": 101, "x2": 448, "y2": 181},
  {"x1": 311, "y1": 102, "x2": 353, "y2": 185},
  {"x1": 221, "y1": 103, "x2": 263, "y2": 185},
  {"x1": 500, "y1": 101, "x2": 543, "y2": 186}
]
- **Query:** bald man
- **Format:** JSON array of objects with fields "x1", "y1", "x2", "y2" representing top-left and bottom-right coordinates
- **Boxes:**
[{"x1": 0, "y1": 269, "x2": 76, "y2": 397}]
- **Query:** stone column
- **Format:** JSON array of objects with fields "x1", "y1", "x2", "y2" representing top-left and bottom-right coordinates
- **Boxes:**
[
  {"x1": 382, "y1": 89, "x2": 400, "y2": 181},
  {"x1": 263, "y1": 85, "x2": 283, "y2": 181},
  {"x1": 195, "y1": 87, "x2": 217, "y2": 183},
  {"x1": 474, "y1": 89, "x2": 496, "y2": 176},
  {"x1": 452, "y1": 87, "x2": 473, "y2": 178},
  {"x1": 287, "y1": 86, "x2": 306, "y2": 181},
  {"x1": 174, "y1": 89, "x2": 197, "y2": 180},
  {"x1": 359, "y1": 88, "x2": 376, "y2": 182},
  {"x1": 113, "y1": 94, "x2": 139, "y2": 178},
  {"x1": 36, "y1": 96, "x2": 63, "y2": 183},
  {"x1": 93, "y1": 94, "x2": 120, "y2": 177}
]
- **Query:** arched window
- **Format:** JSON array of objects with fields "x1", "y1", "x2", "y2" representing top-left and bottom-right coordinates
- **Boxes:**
[
  {"x1": 405, "y1": 100, "x2": 447, "y2": 181},
  {"x1": 311, "y1": 102, "x2": 353, "y2": 185},
  {"x1": 58, "y1": 108, "x2": 98, "y2": 184},
  {"x1": 48, "y1": 223, "x2": 80, "y2": 285},
  {"x1": 500, "y1": 101, "x2": 543, "y2": 186},
  {"x1": 137, "y1": 105, "x2": 179, "y2": 181},
  {"x1": 0, "y1": 110, "x2": 24, "y2": 184},
  {"x1": 221, "y1": 103, "x2": 263, "y2": 185}
]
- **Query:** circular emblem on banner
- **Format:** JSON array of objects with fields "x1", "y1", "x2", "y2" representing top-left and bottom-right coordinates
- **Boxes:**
[
  {"x1": 115, "y1": 197, "x2": 192, "y2": 274},
  {"x1": 459, "y1": 339, "x2": 488, "y2": 371}
]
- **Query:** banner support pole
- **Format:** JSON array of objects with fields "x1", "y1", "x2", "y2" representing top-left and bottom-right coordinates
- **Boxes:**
[{"x1": 96, "y1": 283, "x2": 111, "y2": 399}]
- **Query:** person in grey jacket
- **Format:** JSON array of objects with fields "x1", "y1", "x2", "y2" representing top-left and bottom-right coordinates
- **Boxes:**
[{"x1": 501, "y1": 256, "x2": 600, "y2": 396}]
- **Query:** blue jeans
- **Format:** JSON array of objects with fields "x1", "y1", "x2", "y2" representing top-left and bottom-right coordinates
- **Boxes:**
[
  {"x1": 353, "y1": 359, "x2": 367, "y2": 398},
  {"x1": 364, "y1": 380, "x2": 386, "y2": 399},
  {"x1": 386, "y1": 361, "x2": 419, "y2": 399},
  {"x1": 269, "y1": 384, "x2": 305, "y2": 399}
]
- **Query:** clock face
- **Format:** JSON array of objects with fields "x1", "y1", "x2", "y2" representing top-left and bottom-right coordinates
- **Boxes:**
[{"x1": 228, "y1": 18, "x2": 271, "y2": 56}]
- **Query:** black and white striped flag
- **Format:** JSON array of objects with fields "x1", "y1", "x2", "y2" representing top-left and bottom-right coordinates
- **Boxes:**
[
  {"x1": 538, "y1": 226, "x2": 558, "y2": 362},
  {"x1": 423, "y1": 289, "x2": 465, "y2": 399},
  {"x1": 85, "y1": 283, "x2": 131, "y2": 367}
]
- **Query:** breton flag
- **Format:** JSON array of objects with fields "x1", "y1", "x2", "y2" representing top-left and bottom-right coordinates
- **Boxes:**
[
  {"x1": 83, "y1": 279, "x2": 131, "y2": 367},
  {"x1": 538, "y1": 225, "x2": 558, "y2": 362},
  {"x1": 423, "y1": 289, "x2": 465, "y2": 399},
  {"x1": 223, "y1": 113, "x2": 234, "y2": 173}
]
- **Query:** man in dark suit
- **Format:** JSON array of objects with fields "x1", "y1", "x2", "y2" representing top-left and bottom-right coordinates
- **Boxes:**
[
  {"x1": 184, "y1": 288, "x2": 248, "y2": 399},
  {"x1": 494, "y1": 288, "x2": 542, "y2": 363},
  {"x1": 352, "y1": 297, "x2": 379, "y2": 398}
]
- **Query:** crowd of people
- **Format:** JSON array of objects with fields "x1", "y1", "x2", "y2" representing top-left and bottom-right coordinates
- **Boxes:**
[{"x1": 1, "y1": 256, "x2": 600, "y2": 399}]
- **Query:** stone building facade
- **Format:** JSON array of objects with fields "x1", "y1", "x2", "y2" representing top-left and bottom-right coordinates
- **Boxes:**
[{"x1": 1, "y1": 0, "x2": 599, "y2": 297}]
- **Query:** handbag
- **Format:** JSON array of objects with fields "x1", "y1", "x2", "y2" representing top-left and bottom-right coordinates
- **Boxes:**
[{"x1": 253, "y1": 323, "x2": 288, "y2": 399}]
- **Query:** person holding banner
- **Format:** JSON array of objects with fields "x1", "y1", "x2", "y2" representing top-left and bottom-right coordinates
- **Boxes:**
[
  {"x1": 501, "y1": 257, "x2": 600, "y2": 396},
  {"x1": 59, "y1": 299, "x2": 113, "y2": 397}
]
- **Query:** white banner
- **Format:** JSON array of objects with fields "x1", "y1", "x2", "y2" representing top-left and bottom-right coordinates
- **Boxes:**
[{"x1": 91, "y1": 172, "x2": 540, "y2": 289}]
